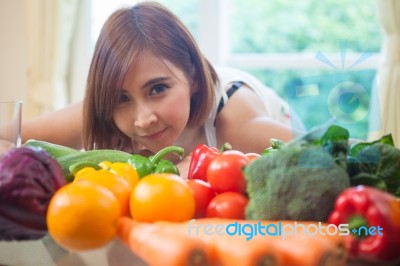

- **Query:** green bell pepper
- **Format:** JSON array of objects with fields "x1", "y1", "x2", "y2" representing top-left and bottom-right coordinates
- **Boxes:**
[{"x1": 127, "y1": 146, "x2": 184, "y2": 178}]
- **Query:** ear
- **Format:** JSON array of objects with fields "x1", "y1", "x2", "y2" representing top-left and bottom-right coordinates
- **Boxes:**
[
  {"x1": 190, "y1": 80, "x2": 199, "y2": 95},
  {"x1": 190, "y1": 83, "x2": 199, "y2": 95},
  {"x1": 188, "y1": 65, "x2": 198, "y2": 95}
]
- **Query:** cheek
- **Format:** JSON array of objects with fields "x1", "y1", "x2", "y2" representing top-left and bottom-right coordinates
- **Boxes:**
[
  {"x1": 112, "y1": 108, "x2": 131, "y2": 135},
  {"x1": 162, "y1": 90, "x2": 192, "y2": 125}
]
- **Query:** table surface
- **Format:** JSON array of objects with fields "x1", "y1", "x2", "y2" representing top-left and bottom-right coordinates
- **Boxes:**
[
  {"x1": 0, "y1": 236, "x2": 388, "y2": 266},
  {"x1": 0, "y1": 236, "x2": 146, "y2": 266}
]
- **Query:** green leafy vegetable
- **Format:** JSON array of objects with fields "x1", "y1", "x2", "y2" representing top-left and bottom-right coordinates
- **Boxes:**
[{"x1": 350, "y1": 143, "x2": 400, "y2": 196}]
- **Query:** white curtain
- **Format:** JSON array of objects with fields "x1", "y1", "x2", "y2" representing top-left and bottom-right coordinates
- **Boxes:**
[
  {"x1": 24, "y1": 0, "x2": 81, "y2": 118},
  {"x1": 369, "y1": 0, "x2": 400, "y2": 145}
]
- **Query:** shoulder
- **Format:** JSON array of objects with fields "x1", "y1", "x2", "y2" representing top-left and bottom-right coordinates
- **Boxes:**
[
  {"x1": 215, "y1": 84, "x2": 269, "y2": 150},
  {"x1": 214, "y1": 66, "x2": 256, "y2": 89},
  {"x1": 213, "y1": 67, "x2": 270, "y2": 127},
  {"x1": 213, "y1": 72, "x2": 294, "y2": 152},
  {"x1": 213, "y1": 67, "x2": 272, "y2": 116},
  {"x1": 215, "y1": 66, "x2": 270, "y2": 88},
  {"x1": 217, "y1": 84, "x2": 268, "y2": 125}
]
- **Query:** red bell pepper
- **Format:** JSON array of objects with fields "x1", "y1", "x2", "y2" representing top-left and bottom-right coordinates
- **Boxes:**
[
  {"x1": 328, "y1": 185, "x2": 400, "y2": 264},
  {"x1": 187, "y1": 143, "x2": 231, "y2": 181}
]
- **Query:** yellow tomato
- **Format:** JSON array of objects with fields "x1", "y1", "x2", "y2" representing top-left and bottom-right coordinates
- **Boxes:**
[{"x1": 130, "y1": 173, "x2": 195, "y2": 222}]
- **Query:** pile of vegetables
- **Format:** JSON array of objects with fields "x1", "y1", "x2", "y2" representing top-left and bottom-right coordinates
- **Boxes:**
[
  {"x1": 245, "y1": 124, "x2": 400, "y2": 220},
  {"x1": 244, "y1": 124, "x2": 400, "y2": 265},
  {"x1": 0, "y1": 141, "x2": 185, "y2": 242},
  {"x1": 1, "y1": 123, "x2": 399, "y2": 266},
  {"x1": 257, "y1": 124, "x2": 400, "y2": 198}
]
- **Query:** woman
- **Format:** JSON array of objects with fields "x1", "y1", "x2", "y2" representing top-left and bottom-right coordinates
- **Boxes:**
[{"x1": 22, "y1": 1, "x2": 303, "y2": 176}]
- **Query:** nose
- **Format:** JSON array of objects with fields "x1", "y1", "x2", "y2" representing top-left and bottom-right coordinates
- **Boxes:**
[{"x1": 134, "y1": 104, "x2": 157, "y2": 129}]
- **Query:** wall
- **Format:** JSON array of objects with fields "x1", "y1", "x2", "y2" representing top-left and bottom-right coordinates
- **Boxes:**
[{"x1": 0, "y1": 0, "x2": 27, "y2": 105}]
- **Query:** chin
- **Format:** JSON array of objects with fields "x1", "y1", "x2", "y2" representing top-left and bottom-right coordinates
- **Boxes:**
[{"x1": 138, "y1": 149, "x2": 154, "y2": 157}]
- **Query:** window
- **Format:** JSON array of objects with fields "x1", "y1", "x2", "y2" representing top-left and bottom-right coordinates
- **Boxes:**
[{"x1": 225, "y1": 0, "x2": 382, "y2": 139}]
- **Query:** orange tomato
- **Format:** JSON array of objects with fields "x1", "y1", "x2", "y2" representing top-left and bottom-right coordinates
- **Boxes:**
[
  {"x1": 74, "y1": 169, "x2": 133, "y2": 216},
  {"x1": 130, "y1": 173, "x2": 195, "y2": 222},
  {"x1": 46, "y1": 182, "x2": 120, "y2": 251}
]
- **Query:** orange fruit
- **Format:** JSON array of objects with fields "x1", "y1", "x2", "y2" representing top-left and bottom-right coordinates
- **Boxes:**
[
  {"x1": 74, "y1": 169, "x2": 133, "y2": 216},
  {"x1": 46, "y1": 182, "x2": 120, "y2": 251},
  {"x1": 130, "y1": 173, "x2": 195, "y2": 222}
]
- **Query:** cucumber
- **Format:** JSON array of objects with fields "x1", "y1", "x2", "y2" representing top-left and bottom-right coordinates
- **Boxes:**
[
  {"x1": 23, "y1": 139, "x2": 134, "y2": 182},
  {"x1": 23, "y1": 139, "x2": 79, "y2": 158},
  {"x1": 57, "y1": 149, "x2": 133, "y2": 182}
]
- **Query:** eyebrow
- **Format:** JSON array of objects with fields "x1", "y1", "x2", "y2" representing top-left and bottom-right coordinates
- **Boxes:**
[{"x1": 141, "y1": 77, "x2": 171, "y2": 89}]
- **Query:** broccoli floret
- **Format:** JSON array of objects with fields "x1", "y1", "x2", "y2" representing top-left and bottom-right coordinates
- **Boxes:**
[{"x1": 244, "y1": 144, "x2": 350, "y2": 222}]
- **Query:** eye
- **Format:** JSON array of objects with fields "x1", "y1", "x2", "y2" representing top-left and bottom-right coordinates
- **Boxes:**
[
  {"x1": 118, "y1": 92, "x2": 130, "y2": 103},
  {"x1": 150, "y1": 83, "x2": 169, "y2": 96}
]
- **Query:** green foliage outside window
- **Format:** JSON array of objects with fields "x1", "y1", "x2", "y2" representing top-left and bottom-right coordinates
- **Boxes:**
[
  {"x1": 230, "y1": 0, "x2": 382, "y2": 53},
  {"x1": 229, "y1": 0, "x2": 382, "y2": 139}
]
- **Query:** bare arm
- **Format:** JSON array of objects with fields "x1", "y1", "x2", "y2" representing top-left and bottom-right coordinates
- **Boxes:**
[
  {"x1": 21, "y1": 101, "x2": 83, "y2": 149},
  {"x1": 216, "y1": 86, "x2": 297, "y2": 154}
]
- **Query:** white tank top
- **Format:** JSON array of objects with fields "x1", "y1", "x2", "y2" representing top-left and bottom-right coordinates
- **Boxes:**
[{"x1": 204, "y1": 67, "x2": 304, "y2": 147}]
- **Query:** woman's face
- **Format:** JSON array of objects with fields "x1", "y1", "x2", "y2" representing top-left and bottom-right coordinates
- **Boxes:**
[{"x1": 113, "y1": 50, "x2": 194, "y2": 154}]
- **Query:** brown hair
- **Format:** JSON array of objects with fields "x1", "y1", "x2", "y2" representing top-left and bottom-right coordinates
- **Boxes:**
[{"x1": 82, "y1": 1, "x2": 218, "y2": 150}]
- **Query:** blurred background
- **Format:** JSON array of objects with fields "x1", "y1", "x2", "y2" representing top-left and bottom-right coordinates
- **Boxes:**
[{"x1": 1, "y1": 0, "x2": 398, "y2": 143}]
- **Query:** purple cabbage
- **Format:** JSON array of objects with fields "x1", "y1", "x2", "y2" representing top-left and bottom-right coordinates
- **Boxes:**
[{"x1": 0, "y1": 146, "x2": 66, "y2": 240}]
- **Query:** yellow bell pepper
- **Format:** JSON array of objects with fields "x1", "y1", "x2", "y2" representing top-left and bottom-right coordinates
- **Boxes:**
[
  {"x1": 73, "y1": 161, "x2": 139, "y2": 187},
  {"x1": 99, "y1": 161, "x2": 139, "y2": 187}
]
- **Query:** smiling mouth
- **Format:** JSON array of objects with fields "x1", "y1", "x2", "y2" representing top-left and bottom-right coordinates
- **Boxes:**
[{"x1": 141, "y1": 128, "x2": 167, "y2": 141}]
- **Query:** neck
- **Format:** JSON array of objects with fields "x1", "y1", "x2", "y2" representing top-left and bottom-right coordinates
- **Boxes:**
[{"x1": 168, "y1": 125, "x2": 206, "y2": 162}]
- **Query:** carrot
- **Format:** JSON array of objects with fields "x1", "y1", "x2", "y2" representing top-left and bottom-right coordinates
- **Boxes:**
[
  {"x1": 116, "y1": 217, "x2": 347, "y2": 266},
  {"x1": 184, "y1": 219, "x2": 279, "y2": 266},
  {"x1": 116, "y1": 217, "x2": 213, "y2": 266},
  {"x1": 204, "y1": 233, "x2": 282, "y2": 266},
  {"x1": 255, "y1": 220, "x2": 347, "y2": 266},
  {"x1": 267, "y1": 233, "x2": 346, "y2": 266},
  {"x1": 275, "y1": 221, "x2": 347, "y2": 266},
  {"x1": 117, "y1": 217, "x2": 281, "y2": 266},
  {"x1": 190, "y1": 219, "x2": 346, "y2": 266}
]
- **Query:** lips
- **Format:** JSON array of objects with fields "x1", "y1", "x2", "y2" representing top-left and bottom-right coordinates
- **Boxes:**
[{"x1": 141, "y1": 128, "x2": 167, "y2": 141}]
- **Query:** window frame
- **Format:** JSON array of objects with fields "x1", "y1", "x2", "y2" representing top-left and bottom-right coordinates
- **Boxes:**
[{"x1": 198, "y1": 0, "x2": 381, "y2": 70}]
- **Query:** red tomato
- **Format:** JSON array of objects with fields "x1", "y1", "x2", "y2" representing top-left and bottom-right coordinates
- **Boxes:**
[
  {"x1": 206, "y1": 192, "x2": 248, "y2": 219},
  {"x1": 186, "y1": 179, "x2": 216, "y2": 218},
  {"x1": 207, "y1": 150, "x2": 249, "y2": 194}
]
